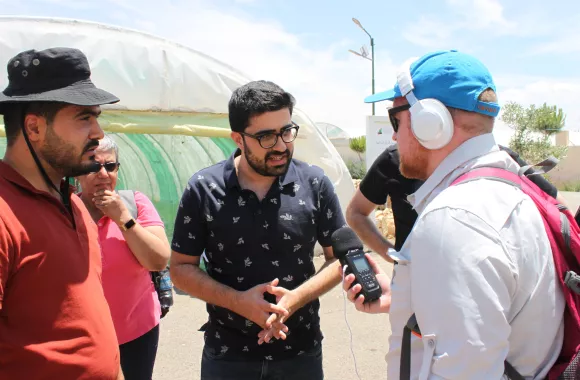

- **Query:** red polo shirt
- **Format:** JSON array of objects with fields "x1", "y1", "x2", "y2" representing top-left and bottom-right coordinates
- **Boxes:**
[{"x1": 0, "y1": 161, "x2": 120, "y2": 379}]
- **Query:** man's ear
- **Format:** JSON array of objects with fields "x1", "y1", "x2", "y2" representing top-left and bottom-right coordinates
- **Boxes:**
[
  {"x1": 231, "y1": 131, "x2": 244, "y2": 150},
  {"x1": 23, "y1": 114, "x2": 46, "y2": 143}
]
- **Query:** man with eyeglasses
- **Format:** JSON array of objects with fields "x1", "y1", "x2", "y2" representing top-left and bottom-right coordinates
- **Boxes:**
[{"x1": 170, "y1": 80, "x2": 346, "y2": 379}]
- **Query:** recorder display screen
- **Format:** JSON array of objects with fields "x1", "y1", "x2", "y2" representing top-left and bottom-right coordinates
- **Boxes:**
[{"x1": 352, "y1": 256, "x2": 370, "y2": 272}]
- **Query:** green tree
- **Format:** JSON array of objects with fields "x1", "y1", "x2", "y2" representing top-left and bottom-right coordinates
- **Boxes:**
[
  {"x1": 501, "y1": 101, "x2": 568, "y2": 165},
  {"x1": 347, "y1": 136, "x2": 367, "y2": 180},
  {"x1": 349, "y1": 136, "x2": 366, "y2": 161}
]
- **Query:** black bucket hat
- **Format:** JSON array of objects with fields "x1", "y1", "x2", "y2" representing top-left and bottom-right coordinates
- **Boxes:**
[{"x1": 0, "y1": 47, "x2": 119, "y2": 113}]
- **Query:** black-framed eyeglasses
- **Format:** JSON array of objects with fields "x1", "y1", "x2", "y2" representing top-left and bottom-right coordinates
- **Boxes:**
[
  {"x1": 388, "y1": 104, "x2": 411, "y2": 133},
  {"x1": 240, "y1": 123, "x2": 300, "y2": 149},
  {"x1": 96, "y1": 162, "x2": 121, "y2": 173}
]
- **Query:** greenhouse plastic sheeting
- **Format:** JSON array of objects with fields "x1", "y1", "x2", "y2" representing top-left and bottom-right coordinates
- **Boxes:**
[
  {"x1": 0, "y1": 132, "x2": 236, "y2": 240},
  {"x1": 97, "y1": 132, "x2": 237, "y2": 240}
]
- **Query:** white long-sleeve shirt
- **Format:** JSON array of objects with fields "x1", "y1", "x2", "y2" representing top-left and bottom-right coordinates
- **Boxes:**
[{"x1": 387, "y1": 133, "x2": 565, "y2": 380}]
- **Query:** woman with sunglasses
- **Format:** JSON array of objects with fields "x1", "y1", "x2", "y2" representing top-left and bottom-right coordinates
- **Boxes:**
[{"x1": 77, "y1": 135, "x2": 171, "y2": 380}]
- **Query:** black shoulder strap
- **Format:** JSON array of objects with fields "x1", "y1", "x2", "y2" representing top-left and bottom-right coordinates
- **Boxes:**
[
  {"x1": 400, "y1": 314, "x2": 418, "y2": 380},
  {"x1": 117, "y1": 190, "x2": 138, "y2": 220},
  {"x1": 504, "y1": 360, "x2": 525, "y2": 380}
]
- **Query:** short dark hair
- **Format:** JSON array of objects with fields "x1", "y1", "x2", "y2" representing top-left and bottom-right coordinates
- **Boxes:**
[
  {"x1": 3, "y1": 102, "x2": 68, "y2": 146},
  {"x1": 228, "y1": 80, "x2": 296, "y2": 133}
]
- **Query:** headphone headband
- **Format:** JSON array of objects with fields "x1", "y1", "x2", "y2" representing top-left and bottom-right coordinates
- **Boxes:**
[
  {"x1": 397, "y1": 65, "x2": 418, "y2": 106},
  {"x1": 397, "y1": 66, "x2": 414, "y2": 97}
]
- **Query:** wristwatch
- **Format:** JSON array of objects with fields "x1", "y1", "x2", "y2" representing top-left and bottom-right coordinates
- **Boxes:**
[{"x1": 119, "y1": 218, "x2": 137, "y2": 231}]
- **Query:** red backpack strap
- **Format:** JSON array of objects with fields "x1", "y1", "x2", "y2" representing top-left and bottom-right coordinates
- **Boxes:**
[{"x1": 451, "y1": 167, "x2": 523, "y2": 188}]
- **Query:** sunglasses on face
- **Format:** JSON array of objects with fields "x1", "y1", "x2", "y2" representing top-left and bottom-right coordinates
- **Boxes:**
[
  {"x1": 95, "y1": 162, "x2": 120, "y2": 173},
  {"x1": 240, "y1": 123, "x2": 300, "y2": 149},
  {"x1": 388, "y1": 104, "x2": 411, "y2": 133}
]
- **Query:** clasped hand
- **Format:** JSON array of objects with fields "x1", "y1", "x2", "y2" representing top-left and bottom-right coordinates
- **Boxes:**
[{"x1": 236, "y1": 278, "x2": 300, "y2": 345}]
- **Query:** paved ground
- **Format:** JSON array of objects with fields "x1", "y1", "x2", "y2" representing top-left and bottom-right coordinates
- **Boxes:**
[
  {"x1": 153, "y1": 253, "x2": 393, "y2": 380},
  {"x1": 561, "y1": 191, "x2": 580, "y2": 214}
]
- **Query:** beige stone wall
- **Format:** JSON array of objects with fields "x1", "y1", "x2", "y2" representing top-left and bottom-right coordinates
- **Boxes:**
[
  {"x1": 547, "y1": 131, "x2": 580, "y2": 187},
  {"x1": 375, "y1": 208, "x2": 396, "y2": 241},
  {"x1": 352, "y1": 179, "x2": 396, "y2": 243},
  {"x1": 547, "y1": 146, "x2": 580, "y2": 187},
  {"x1": 330, "y1": 139, "x2": 361, "y2": 164}
]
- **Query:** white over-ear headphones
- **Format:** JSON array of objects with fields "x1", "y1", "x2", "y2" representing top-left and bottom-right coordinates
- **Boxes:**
[{"x1": 396, "y1": 66, "x2": 454, "y2": 150}]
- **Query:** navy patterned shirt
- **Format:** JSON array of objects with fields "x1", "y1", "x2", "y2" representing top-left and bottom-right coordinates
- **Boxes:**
[{"x1": 171, "y1": 149, "x2": 346, "y2": 361}]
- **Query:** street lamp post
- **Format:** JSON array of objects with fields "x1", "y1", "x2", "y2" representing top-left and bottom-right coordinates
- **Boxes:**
[{"x1": 352, "y1": 17, "x2": 375, "y2": 116}]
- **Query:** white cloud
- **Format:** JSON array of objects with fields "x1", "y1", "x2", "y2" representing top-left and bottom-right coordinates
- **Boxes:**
[
  {"x1": 524, "y1": 11, "x2": 580, "y2": 55},
  {"x1": 1, "y1": 0, "x2": 578, "y2": 146},
  {"x1": 451, "y1": 0, "x2": 513, "y2": 29},
  {"x1": 402, "y1": 17, "x2": 455, "y2": 48},
  {"x1": 403, "y1": 0, "x2": 516, "y2": 48},
  {"x1": 528, "y1": 32, "x2": 580, "y2": 56},
  {"x1": 499, "y1": 79, "x2": 580, "y2": 130},
  {"x1": 30, "y1": 0, "x2": 94, "y2": 8}
]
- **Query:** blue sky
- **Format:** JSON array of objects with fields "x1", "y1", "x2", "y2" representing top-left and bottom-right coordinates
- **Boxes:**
[{"x1": 1, "y1": 0, "x2": 579, "y2": 144}]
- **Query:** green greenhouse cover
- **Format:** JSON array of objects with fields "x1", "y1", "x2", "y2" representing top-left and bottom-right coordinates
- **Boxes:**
[{"x1": 0, "y1": 111, "x2": 239, "y2": 240}]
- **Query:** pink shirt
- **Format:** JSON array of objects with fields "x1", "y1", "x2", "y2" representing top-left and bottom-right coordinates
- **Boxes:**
[{"x1": 96, "y1": 191, "x2": 164, "y2": 345}]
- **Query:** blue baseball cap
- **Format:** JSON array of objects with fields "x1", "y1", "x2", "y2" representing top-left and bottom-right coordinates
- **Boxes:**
[{"x1": 365, "y1": 50, "x2": 500, "y2": 117}]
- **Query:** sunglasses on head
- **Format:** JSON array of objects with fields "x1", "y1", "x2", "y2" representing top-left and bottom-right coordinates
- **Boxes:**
[
  {"x1": 96, "y1": 162, "x2": 120, "y2": 173},
  {"x1": 388, "y1": 104, "x2": 411, "y2": 133}
]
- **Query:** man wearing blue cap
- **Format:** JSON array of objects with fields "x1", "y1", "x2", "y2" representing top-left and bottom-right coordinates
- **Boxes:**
[{"x1": 342, "y1": 50, "x2": 565, "y2": 379}]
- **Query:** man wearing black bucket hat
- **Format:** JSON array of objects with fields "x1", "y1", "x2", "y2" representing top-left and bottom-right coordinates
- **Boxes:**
[{"x1": 0, "y1": 48, "x2": 124, "y2": 379}]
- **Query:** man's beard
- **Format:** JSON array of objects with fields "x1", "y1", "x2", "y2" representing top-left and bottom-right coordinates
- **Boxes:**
[
  {"x1": 399, "y1": 145, "x2": 430, "y2": 181},
  {"x1": 243, "y1": 140, "x2": 292, "y2": 177},
  {"x1": 39, "y1": 127, "x2": 100, "y2": 178}
]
